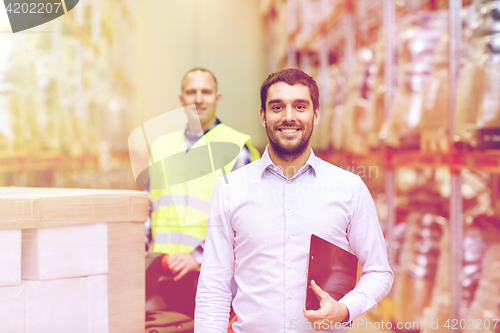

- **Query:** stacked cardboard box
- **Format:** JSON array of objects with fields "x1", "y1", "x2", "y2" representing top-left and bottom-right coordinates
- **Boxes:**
[
  {"x1": 0, "y1": 187, "x2": 148, "y2": 333},
  {"x1": 0, "y1": 229, "x2": 23, "y2": 332},
  {"x1": 22, "y1": 223, "x2": 108, "y2": 332}
]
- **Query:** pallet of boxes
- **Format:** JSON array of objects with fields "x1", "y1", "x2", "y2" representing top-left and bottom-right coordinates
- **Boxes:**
[{"x1": 0, "y1": 187, "x2": 148, "y2": 333}]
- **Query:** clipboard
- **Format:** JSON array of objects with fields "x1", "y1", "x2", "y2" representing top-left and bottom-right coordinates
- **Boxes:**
[{"x1": 305, "y1": 234, "x2": 358, "y2": 311}]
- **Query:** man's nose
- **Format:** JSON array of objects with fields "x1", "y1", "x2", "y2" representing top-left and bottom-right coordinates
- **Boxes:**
[
  {"x1": 195, "y1": 91, "x2": 203, "y2": 104},
  {"x1": 282, "y1": 105, "x2": 296, "y2": 122}
]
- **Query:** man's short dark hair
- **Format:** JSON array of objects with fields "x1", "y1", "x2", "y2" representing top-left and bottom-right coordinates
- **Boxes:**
[
  {"x1": 181, "y1": 68, "x2": 218, "y2": 91},
  {"x1": 260, "y1": 68, "x2": 319, "y2": 111}
]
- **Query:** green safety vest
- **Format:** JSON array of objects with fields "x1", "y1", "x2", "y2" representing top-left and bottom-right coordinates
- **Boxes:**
[{"x1": 150, "y1": 123, "x2": 260, "y2": 254}]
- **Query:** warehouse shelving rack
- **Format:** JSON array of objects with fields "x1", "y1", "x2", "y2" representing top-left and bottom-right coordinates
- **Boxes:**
[
  {"x1": 0, "y1": 0, "x2": 136, "y2": 189},
  {"x1": 316, "y1": 150, "x2": 500, "y2": 174},
  {"x1": 0, "y1": 152, "x2": 98, "y2": 174},
  {"x1": 261, "y1": 0, "x2": 493, "y2": 329}
]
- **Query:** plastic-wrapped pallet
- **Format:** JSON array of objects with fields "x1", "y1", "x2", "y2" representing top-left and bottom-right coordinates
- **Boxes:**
[
  {"x1": 394, "y1": 212, "x2": 444, "y2": 327},
  {"x1": 455, "y1": 57, "x2": 483, "y2": 149},
  {"x1": 455, "y1": 1, "x2": 500, "y2": 149},
  {"x1": 421, "y1": 221, "x2": 491, "y2": 333},
  {"x1": 354, "y1": 0, "x2": 383, "y2": 46},
  {"x1": 420, "y1": 33, "x2": 450, "y2": 153},
  {"x1": 367, "y1": 32, "x2": 387, "y2": 150},
  {"x1": 420, "y1": 3, "x2": 475, "y2": 152},
  {"x1": 475, "y1": 40, "x2": 500, "y2": 149},
  {"x1": 465, "y1": 243, "x2": 500, "y2": 333},
  {"x1": 381, "y1": 10, "x2": 448, "y2": 150},
  {"x1": 389, "y1": 222, "x2": 408, "y2": 272},
  {"x1": 339, "y1": 47, "x2": 375, "y2": 154}
]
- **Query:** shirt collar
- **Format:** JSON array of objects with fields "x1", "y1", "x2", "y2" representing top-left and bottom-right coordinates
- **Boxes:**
[
  {"x1": 184, "y1": 118, "x2": 221, "y2": 141},
  {"x1": 259, "y1": 145, "x2": 318, "y2": 178}
]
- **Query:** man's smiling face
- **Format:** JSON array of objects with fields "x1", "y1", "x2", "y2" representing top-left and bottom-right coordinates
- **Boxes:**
[
  {"x1": 179, "y1": 70, "x2": 221, "y2": 127},
  {"x1": 260, "y1": 81, "x2": 320, "y2": 159}
]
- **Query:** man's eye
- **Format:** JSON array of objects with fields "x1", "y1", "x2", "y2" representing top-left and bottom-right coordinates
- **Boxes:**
[
  {"x1": 271, "y1": 106, "x2": 282, "y2": 111},
  {"x1": 296, "y1": 105, "x2": 305, "y2": 110}
]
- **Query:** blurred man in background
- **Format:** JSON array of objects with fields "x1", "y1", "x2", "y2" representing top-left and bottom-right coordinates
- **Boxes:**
[{"x1": 146, "y1": 68, "x2": 260, "y2": 318}]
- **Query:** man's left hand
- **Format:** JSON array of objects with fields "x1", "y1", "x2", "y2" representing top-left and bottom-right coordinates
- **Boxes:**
[
  {"x1": 167, "y1": 253, "x2": 200, "y2": 281},
  {"x1": 303, "y1": 280, "x2": 349, "y2": 331}
]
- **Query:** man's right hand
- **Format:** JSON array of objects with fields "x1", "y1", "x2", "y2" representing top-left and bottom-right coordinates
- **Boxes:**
[
  {"x1": 162, "y1": 253, "x2": 200, "y2": 281},
  {"x1": 303, "y1": 280, "x2": 350, "y2": 331}
]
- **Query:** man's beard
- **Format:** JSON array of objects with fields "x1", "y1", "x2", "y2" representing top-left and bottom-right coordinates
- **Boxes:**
[{"x1": 265, "y1": 119, "x2": 314, "y2": 161}]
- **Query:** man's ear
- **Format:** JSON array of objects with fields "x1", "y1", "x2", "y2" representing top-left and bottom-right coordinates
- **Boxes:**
[
  {"x1": 313, "y1": 107, "x2": 321, "y2": 126},
  {"x1": 179, "y1": 94, "x2": 184, "y2": 106},
  {"x1": 216, "y1": 92, "x2": 222, "y2": 106},
  {"x1": 259, "y1": 108, "x2": 266, "y2": 128}
]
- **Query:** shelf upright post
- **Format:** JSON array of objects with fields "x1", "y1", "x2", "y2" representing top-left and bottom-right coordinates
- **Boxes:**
[
  {"x1": 383, "y1": 0, "x2": 397, "y2": 268},
  {"x1": 266, "y1": 5, "x2": 277, "y2": 73},
  {"x1": 300, "y1": 0, "x2": 311, "y2": 74},
  {"x1": 449, "y1": 0, "x2": 463, "y2": 325},
  {"x1": 383, "y1": 0, "x2": 396, "y2": 113},
  {"x1": 319, "y1": 0, "x2": 330, "y2": 127},
  {"x1": 344, "y1": 0, "x2": 355, "y2": 84}
]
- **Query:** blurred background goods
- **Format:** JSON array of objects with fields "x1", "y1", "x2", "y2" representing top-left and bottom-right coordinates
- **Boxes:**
[{"x1": 262, "y1": 0, "x2": 500, "y2": 331}]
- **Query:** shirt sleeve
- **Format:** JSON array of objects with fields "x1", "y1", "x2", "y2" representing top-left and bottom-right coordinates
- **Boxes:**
[
  {"x1": 338, "y1": 177, "x2": 394, "y2": 321},
  {"x1": 194, "y1": 179, "x2": 235, "y2": 333},
  {"x1": 191, "y1": 244, "x2": 204, "y2": 265}
]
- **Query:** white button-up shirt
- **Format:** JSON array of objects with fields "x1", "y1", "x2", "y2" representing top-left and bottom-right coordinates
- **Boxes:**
[{"x1": 195, "y1": 147, "x2": 393, "y2": 333}]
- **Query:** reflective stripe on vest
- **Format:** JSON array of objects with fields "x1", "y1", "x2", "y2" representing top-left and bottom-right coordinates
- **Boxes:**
[
  {"x1": 154, "y1": 232, "x2": 204, "y2": 249},
  {"x1": 152, "y1": 195, "x2": 210, "y2": 214}
]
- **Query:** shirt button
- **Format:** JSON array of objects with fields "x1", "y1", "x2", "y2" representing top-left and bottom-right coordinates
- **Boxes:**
[
  {"x1": 287, "y1": 206, "x2": 291, "y2": 211},
  {"x1": 288, "y1": 294, "x2": 293, "y2": 299},
  {"x1": 288, "y1": 264, "x2": 292, "y2": 269},
  {"x1": 288, "y1": 234, "x2": 292, "y2": 239},
  {"x1": 287, "y1": 180, "x2": 291, "y2": 184}
]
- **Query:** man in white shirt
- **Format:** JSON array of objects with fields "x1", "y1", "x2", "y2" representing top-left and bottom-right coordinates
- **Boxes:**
[{"x1": 194, "y1": 68, "x2": 394, "y2": 332}]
